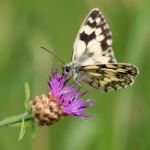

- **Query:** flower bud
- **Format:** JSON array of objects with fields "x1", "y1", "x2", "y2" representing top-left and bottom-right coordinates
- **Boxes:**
[{"x1": 30, "y1": 93, "x2": 64, "y2": 126}]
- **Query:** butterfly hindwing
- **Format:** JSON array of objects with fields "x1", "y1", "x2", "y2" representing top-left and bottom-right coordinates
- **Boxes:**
[
  {"x1": 79, "y1": 64, "x2": 138, "y2": 92},
  {"x1": 72, "y1": 8, "x2": 116, "y2": 65}
]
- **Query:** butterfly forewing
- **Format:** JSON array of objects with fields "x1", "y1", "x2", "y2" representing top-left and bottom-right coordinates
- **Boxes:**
[{"x1": 72, "y1": 8, "x2": 116, "y2": 65}]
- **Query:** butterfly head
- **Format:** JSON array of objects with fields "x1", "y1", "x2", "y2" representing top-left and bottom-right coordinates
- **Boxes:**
[{"x1": 62, "y1": 64, "x2": 72, "y2": 76}]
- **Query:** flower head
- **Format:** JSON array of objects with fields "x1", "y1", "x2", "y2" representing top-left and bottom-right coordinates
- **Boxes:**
[
  {"x1": 31, "y1": 70, "x2": 93, "y2": 126},
  {"x1": 48, "y1": 71, "x2": 93, "y2": 118}
]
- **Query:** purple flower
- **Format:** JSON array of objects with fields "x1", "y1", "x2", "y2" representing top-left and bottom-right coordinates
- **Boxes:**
[{"x1": 48, "y1": 71, "x2": 93, "y2": 118}]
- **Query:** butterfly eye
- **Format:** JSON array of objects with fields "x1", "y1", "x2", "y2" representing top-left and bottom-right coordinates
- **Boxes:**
[
  {"x1": 65, "y1": 67, "x2": 70, "y2": 72},
  {"x1": 63, "y1": 66, "x2": 70, "y2": 74}
]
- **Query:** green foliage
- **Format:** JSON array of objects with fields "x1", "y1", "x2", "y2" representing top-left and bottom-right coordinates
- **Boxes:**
[
  {"x1": 24, "y1": 82, "x2": 31, "y2": 113},
  {"x1": 18, "y1": 118, "x2": 26, "y2": 141},
  {"x1": 0, "y1": 0, "x2": 150, "y2": 150}
]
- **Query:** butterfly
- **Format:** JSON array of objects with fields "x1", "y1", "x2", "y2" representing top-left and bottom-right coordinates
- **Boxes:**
[{"x1": 62, "y1": 8, "x2": 139, "y2": 92}]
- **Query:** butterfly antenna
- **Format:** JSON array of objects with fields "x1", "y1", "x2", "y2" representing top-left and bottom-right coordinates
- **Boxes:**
[{"x1": 41, "y1": 46, "x2": 65, "y2": 65}]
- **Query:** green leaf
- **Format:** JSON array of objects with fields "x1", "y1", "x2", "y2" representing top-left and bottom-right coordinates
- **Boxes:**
[
  {"x1": 24, "y1": 82, "x2": 31, "y2": 112},
  {"x1": 18, "y1": 119, "x2": 26, "y2": 141}
]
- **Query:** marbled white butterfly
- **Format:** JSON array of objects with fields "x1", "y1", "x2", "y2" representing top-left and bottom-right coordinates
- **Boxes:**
[{"x1": 62, "y1": 8, "x2": 139, "y2": 92}]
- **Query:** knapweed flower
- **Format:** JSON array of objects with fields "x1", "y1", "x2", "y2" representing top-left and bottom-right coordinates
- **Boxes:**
[
  {"x1": 31, "y1": 70, "x2": 93, "y2": 126},
  {"x1": 0, "y1": 70, "x2": 93, "y2": 140}
]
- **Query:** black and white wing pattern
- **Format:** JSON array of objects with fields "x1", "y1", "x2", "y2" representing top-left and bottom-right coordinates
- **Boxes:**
[
  {"x1": 69, "y1": 8, "x2": 139, "y2": 92},
  {"x1": 72, "y1": 8, "x2": 116, "y2": 65},
  {"x1": 79, "y1": 64, "x2": 138, "y2": 92}
]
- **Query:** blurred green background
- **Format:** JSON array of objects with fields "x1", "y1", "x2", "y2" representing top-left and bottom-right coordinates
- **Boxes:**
[{"x1": 0, "y1": 0, "x2": 150, "y2": 150}]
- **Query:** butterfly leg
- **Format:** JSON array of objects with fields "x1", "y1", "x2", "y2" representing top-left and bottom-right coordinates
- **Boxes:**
[
  {"x1": 73, "y1": 71, "x2": 82, "y2": 86},
  {"x1": 75, "y1": 79, "x2": 82, "y2": 86},
  {"x1": 74, "y1": 76, "x2": 82, "y2": 86}
]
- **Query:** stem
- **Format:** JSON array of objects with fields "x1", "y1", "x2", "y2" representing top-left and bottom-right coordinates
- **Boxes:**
[{"x1": 0, "y1": 112, "x2": 34, "y2": 127}]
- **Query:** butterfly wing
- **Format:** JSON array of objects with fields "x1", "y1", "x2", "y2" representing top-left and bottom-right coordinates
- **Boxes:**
[
  {"x1": 68, "y1": 8, "x2": 139, "y2": 91},
  {"x1": 72, "y1": 8, "x2": 116, "y2": 65},
  {"x1": 79, "y1": 64, "x2": 138, "y2": 92}
]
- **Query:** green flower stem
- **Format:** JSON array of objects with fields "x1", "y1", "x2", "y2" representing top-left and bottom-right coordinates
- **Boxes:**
[{"x1": 0, "y1": 112, "x2": 34, "y2": 127}]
